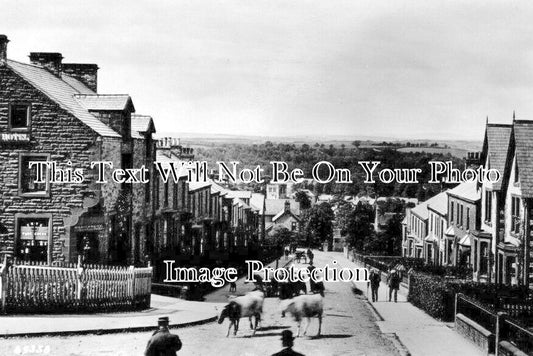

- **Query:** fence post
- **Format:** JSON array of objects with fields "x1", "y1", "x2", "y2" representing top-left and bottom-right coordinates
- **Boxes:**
[
  {"x1": 76, "y1": 255, "x2": 83, "y2": 302},
  {"x1": 129, "y1": 266, "x2": 135, "y2": 308},
  {"x1": 0, "y1": 254, "x2": 7, "y2": 314},
  {"x1": 494, "y1": 311, "x2": 506, "y2": 356}
]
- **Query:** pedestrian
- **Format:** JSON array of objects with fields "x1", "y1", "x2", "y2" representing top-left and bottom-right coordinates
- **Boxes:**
[
  {"x1": 144, "y1": 316, "x2": 182, "y2": 356},
  {"x1": 229, "y1": 281, "x2": 237, "y2": 293},
  {"x1": 387, "y1": 269, "x2": 400, "y2": 303},
  {"x1": 285, "y1": 248, "x2": 290, "y2": 260},
  {"x1": 307, "y1": 262, "x2": 316, "y2": 292},
  {"x1": 306, "y1": 248, "x2": 314, "y2": 265},
  {"x1": 368, "y1": 269, "x2": 381, "y2": 302},
  {"x1": 271, "y1": 330, "x2": 305, "y2": 356}
]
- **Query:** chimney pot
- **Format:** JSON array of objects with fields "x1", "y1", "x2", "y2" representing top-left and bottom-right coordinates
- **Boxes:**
[
  {"x1": 0, "y1": 35, "x2": 8, "y2": 63},
  {"x1": 29, "y1": 52, "x2": 63, "y2": 77}
]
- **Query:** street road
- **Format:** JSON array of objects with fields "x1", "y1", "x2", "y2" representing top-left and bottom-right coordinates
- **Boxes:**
[{"x1": 0, "y1": 251, "x2": 399, "y2": 356}]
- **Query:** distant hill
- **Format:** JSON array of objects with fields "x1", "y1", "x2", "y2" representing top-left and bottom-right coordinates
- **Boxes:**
[{"x1": 157, "y1": 132, "x2": 481, "y2": 156}]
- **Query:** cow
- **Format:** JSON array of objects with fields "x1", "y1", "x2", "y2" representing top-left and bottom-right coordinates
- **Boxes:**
[
  {"x1": 280, "y1": 293, "x2": 324, "y2": 337},
  {"x1": 217, "y1": 290, "x2": 264, "y2": 337}
]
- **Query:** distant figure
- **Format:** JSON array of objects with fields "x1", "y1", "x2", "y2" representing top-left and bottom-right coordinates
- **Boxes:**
[
  {"x1": 229, "y1": 281, "x2": 237, "y2": 293},
  {"x1": 271, "y1": 330, "x2": 305, "y2": 356},
  {"x1": 368, "y1": 269, "x2": 381, "y2": 302},
  {"x1": 387, "y1": 269, "x2": 400, "y2": 303},
  {"x1": 285, "y1": 248, "x2": 290, "y2": 260},
  {"x1": 306, "y1": 249, "x2": 314, "y2": 265},
  {"x1": 144, "y1": 316, "x2": 182, "y2": 356}
]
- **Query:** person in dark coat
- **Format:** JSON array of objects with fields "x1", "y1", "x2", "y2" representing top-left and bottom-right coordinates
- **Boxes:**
[
  {"x1": 368, "y1": 269, "x2": 381, "y2": 302},
  {"x1": 306, "y1": 249, "x2": 314, "y2": 265},
  {"x1": 271, "y1": 330, "x2": 305, "y2": 356},
  {"x1": 144, "y1": 316, "x2": 182, "y2": 356},
  {"x1": 386, "y1": 269, "x2": 400, "y2": 303}
]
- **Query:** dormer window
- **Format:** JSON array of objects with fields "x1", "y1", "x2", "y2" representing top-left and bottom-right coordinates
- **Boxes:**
[{"x1": 9, "y1": 103, "x2": 31, "y2": 131}]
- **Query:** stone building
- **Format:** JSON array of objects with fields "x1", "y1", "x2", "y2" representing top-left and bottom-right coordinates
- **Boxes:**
[{"x1": 0, "y1": 35, "x2": 154, "y2": 265}]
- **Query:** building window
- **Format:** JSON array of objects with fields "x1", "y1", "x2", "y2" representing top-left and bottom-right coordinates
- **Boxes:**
[
  {"x1": 291, "y1": 221, "x2": 297, "y2": 231},
  {"x1": 164, "y1": 182, "x2": 169, "y2": 207},
  {"x1": 450, "y1": 203, "x2": 454, "y2": 223},
  {"x1": 514, "y1": 164, "x2": 519, "y2": 184},
  {"x1": 19, "y1": 154, "x2": 49, "y2": 196},
  {"x1": 511, "y1": 196, "x2": 521, "y2": 234},
  {"x1": 485, "y1": 191, "x2": 492, "y2": 223},
  {"x1": 466, "y1": 207, "x2": 470, "y2": 230},
  {"x1": 459, "y1": 205, "x2": 463, "y2": 227},
  {"x1": 9, "y1": 103, "x2": 31, "y2": 131},
  {"x1": 15, "y1": 215, "x2": 51, "y2": 263}
]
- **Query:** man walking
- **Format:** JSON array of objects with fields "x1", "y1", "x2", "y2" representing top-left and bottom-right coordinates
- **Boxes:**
[
  {"x1": 368, "y1": 269, "x2": 381, "y2": 302},
  {"x1": 144, "y1": 316, "x2": 182, "y2": 356},
  {"x1": 306, "y1": 248, "x2": 314, "y2": 265},
  {"x1": 387, "y1": 269, "x2": 400, "y2": 303}
]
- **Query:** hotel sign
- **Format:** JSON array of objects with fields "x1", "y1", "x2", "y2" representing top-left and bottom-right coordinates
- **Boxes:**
[{"x1": 0, "y1": 132, "x2": 30, "y2": 143}]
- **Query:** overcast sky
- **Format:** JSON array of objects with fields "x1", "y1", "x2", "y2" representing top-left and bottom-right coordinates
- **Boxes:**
[{"x1": 2, "y1": 0, "x2": 533, "y2": 140}]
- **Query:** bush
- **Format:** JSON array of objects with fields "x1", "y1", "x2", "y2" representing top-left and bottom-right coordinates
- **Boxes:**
[{"x1": 408, "y1": 271, "x2": 530, "y2": 322}]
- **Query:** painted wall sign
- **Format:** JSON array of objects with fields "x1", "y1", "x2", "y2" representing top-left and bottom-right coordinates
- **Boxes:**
[{"x1": 1, "y1": 132, "x2": 30, "y2": 142}]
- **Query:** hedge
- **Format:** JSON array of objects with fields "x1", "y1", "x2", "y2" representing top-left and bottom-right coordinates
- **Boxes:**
[{"x1": 408, "y1": 271, "x2": 530, "y2": 322}]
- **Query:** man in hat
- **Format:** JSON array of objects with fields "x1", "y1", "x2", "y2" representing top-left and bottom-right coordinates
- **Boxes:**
[
  {"x1": 368, "y1": 269, "x2": 381, "y2": 302},
  {"x1": 271, "y1": 330, "x2": 305, "y2": 356},
  {"x1": 144, "y1": 316, "x2": 182, "y2": 356},
  {"x1": 386, "y1": 269, "x2": 400, "y2": 303}
]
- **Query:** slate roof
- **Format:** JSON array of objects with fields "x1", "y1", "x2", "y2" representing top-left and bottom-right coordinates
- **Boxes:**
[
  {"x1": 250, "y1": 193, "x2": 265, "y2": 213},
  {"x1": 226, "y1": 190, "x2": 252, "y2": 200},
  {"x1": 447, "y1": 181, "x2": 480, "y2": 202},
  {"x1": 512, "y1": 121, "x2": 533, "y2": 198},
  {"x1": 131, "y1": 114, "x2": 154, "y2": 133},
  {"x1": 7, "y1": 60, "x2": 121, "y2": 138},
  {"x1": 482, "y1": 123, "x2": 512, "y2": 190},
  {"x1": 272, "y1": 209, "x2": 300, "y2": 222},
  {"x1": 427, "y1": 192, "x2": 448, "y2": 216},
  {"x1": 62, "y1": 74, "x2": 95, "y2": 94},
  {"x1": 74, "y1": 94, "x2": 133, "y2": 112},
  {"x1": 410, "y1": 191, "x2": 448, "y2": 221},
  {"x1": 264, "y1": 199, "x2": 300, "y2": 216},
  {"x1": 154, "y1": 152, "x2": 188, "y2": 177}
]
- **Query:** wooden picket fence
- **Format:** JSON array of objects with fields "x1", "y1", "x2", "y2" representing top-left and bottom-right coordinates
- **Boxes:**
[{"x1": 0, "y1": 256, "x2": 152, "y2": 314}]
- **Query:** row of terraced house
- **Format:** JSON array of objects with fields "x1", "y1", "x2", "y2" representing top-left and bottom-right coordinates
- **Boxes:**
[
  {"x1": 402, "y1": 119, "x2": 533, "y2": 289},
  {"x1": 0, "y1": 35, "x2": 301, "y2": 267}
]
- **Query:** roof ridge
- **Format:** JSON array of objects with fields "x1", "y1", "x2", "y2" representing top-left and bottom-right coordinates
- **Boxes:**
[
  {"x1": 73, "y1": 93, "x2": 130, "y2": 97},
  {"x1": 6, "y1": 58, "x2": 43, "y2": 70}
]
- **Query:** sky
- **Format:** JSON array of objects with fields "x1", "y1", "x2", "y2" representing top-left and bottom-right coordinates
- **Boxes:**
[{"x1": 2, "y1": 0, "x2": 533, "y2": 141}]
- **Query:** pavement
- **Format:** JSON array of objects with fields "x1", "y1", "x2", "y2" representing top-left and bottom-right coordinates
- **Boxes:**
[
  {"x1": 0, "y1": 294, "x2": 225, "y2": 337},
  {"x1": 333, "y1": 251, "x2": 485, "y2": 356},
  {"x1": 0, "y1": 255, "x2": 292, "y2": 338}
]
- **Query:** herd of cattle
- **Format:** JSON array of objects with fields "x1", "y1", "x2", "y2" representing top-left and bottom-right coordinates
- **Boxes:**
[{"x1": 217, "y1": 265, "x2": 325, "y2": 338}]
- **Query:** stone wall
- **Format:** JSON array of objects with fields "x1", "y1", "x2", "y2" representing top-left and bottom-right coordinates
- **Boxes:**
[{"x1": 0, "y1": 65, "x2": 101, "y2": 263}]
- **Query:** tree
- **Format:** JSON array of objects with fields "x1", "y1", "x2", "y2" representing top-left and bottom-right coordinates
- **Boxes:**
[
  {"x1": 294, "y1": 190, "x2": 311, "y2": 210},
  {"x1": 302, "y1": 203, "x2": 335, "y2": 248},
  {"x1": 270, "y1": 227, "x2": 294, "y2": 247},
  {"x1": 345, "y1": 202, "x2": 374, "y2": 252}
]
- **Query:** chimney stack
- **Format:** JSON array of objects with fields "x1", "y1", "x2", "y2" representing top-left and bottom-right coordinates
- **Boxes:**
[
  {"x1": 0, "y1": 35, "x2": 8, "y2": 64},
  {"x1": 284, "y1": 200, "x2": 291, "y2": 213},
  {"x1": 63, "y1": 63, "x2": 99, "y2": 92},
  {"x1": 29, "y1": 52, "x2": 63, "y2": 77}
]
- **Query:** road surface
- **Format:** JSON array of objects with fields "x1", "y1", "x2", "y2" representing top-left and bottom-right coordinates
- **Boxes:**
[{"x1": 0, "y1": 251, "x2": 399, "y2": 356}]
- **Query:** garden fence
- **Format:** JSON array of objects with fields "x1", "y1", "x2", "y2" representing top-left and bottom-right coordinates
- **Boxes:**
[{"x1": 0, "y1": 256, "x2": 152, "y2": 314}]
